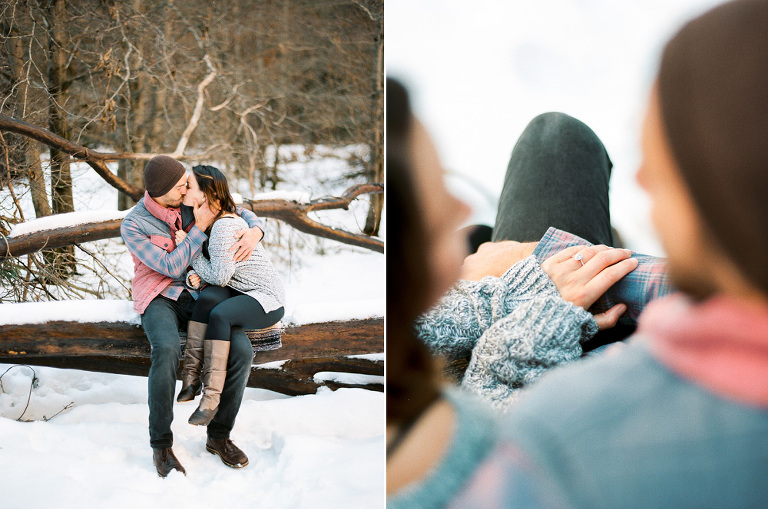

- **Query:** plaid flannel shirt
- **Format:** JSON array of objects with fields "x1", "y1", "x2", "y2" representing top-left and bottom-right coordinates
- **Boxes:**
[
  {"x1": 532, "y1": 227, "x2": 674, "y2": 324},
  {"x1": 121, "y1": 191, "x2": 265, "y2": 313}
]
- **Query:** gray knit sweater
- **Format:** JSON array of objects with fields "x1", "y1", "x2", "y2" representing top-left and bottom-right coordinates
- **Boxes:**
[
  {"x1": 189, "y1": 215, "x2": 285, "y2": 313},
  {"x1": 415, "y1": 256, "x2": 597, "y2": 411}
]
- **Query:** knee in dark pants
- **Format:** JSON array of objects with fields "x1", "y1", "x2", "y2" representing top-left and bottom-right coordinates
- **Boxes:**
[
  {"x1": 525, "y1": 112, "x2": 611, "y2": 168},
  {"x1": 527, "y1": 111, "x2": 584, "y2": 137},
  {"x1": 206, "y1": 307, "x2": 233, "y2": 341},
  {"x1": 151, "y1": 341, "x2": 181, "y2": 366},
  {"x1": 228, "y1": 329, "x2": 255, "y2": 367},
  {"x1": 195, "y1": 290, "x2": 227, "y2": 318}
]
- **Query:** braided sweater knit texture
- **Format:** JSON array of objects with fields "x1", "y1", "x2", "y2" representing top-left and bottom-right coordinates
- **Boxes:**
[
  {"x1": 415, "y1": 256, "x2": 597, "y2": 410},
  {"x1": 190, "y1": 215, "x2": 285, "y2": 313}
]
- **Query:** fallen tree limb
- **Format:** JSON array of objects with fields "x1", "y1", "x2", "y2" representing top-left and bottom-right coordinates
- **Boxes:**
[
  {"x1": 0, "y1": 114, "x2": 144, "y2": 201},
  {"x1": 0, "y1": 184, "x2": 383, "y2": 258},
  {"x1": 241, "y1": 183, "x2": 384, "y2": 253},
  {"x1": 0, "y1": 317, "x2": 383, "y2": 396},
  {"x1": 0, "y1": 219, "x2": 124, "y2": 258}
]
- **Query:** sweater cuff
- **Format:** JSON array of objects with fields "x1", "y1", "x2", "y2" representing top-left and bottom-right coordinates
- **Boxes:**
[
  {"x1": 462, "y1": 296, "x2": 597, "y2": 411},
  {"x1": 500, "y1": 255, "x2": 559, "y2": 300}
]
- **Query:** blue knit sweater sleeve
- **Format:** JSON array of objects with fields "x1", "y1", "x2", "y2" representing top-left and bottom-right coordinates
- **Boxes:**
[
  {"x1": 415, "y1": 256, "x2": 561, "y2": 362},
  {"x1": 461, "y1": 293, "x2": 596, "y2": 411},
  {"x1": 415, "y1": 256, "x2": 598, "y2": 410}
]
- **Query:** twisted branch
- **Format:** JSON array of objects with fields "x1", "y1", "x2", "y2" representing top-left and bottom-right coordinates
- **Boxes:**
[{"x1": 0, "y1": 184, "x2": 384, "y2": 258}]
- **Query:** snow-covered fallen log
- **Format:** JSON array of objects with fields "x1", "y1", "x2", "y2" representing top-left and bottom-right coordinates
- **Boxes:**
[{"x1": 0, "y1": 308, "x2": 383, "y2": 396}]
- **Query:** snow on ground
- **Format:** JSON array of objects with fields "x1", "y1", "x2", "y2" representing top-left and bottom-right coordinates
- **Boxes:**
[
  {"x1": 0, "y1": 243, "x2": 384, "y2": 507},
  {"x1": 0, "y1": 146, "x2": 383, "y2": 507},
  {"x1": 0, "y1": 364, "x2": 384, "y2": 508}
]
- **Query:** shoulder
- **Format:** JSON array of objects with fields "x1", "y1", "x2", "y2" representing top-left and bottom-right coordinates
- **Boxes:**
[
  {"x1": 211, "y1": 215, "x2": 246, "y2": 231},
  {"x1": 502, "y1": 338, "x2": 768, "y2": 507},
  {"x1": 208, "y1": 215, "x2": 246, "y2": 242},
  {"x1": 389, "y1": 390, "x2": 502, "y2": 509},
  {"x1": 122, "y1": 199, "x2": 145, "y2": 220},
  {"x1": 121, "y1": 200, "x2": 149, "y2": 231}
]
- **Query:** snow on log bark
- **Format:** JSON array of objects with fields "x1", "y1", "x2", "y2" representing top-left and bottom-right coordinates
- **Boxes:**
[
  {"x1": 0, "y1": 184, "x2": 384, "y2": 258},
  {"x1": 0, "y1": 318, "x2": 383, "y2": 396}
]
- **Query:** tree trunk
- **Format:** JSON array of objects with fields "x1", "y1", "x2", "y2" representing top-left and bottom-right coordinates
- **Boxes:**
[
  {"x1": 6, "y1": 23, "x2": 51, "y2": 218},
  {"x1": 0, "y1": 184, "x2": 384, "y2": 258},
  {"x1": 364, "y1": 16, "x2": 384, "y2": 236},
  {"x1": 0, "y1": 318, "x2": 384, "y2": 396},
  {"x1": 116, "y1": 0, "x2": 149, "y2": 211},
  {"x1": 47, "y1": 0, "x2": 74, "y2": 216},
  {"x1": 46, "y1": 0, "x2": 76, "y2": 276},
  {"x1": 117, "y1": 160, "x2": 131, "y2": 210}
]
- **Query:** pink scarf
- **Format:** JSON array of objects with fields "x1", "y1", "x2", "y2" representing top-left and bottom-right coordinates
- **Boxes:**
[
  {"x1": 143, "y1": 191, "x2": 182, "y2": 239},
  {"x1": 642, "y1": 294, "x2": 768, "y2": 408}
]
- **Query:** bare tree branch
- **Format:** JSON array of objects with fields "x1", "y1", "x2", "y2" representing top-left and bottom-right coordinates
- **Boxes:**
[
  {"x1": 171, "y1": 55, "x2": 216, "y2": 158},
  {"x1": 241, "y1": 183, "x2": 384, "y2": 253},
  {"x1": 0, "y1": 113, "x2": 144, "y2": 200},
  {"x1": 0, "y1": 184, "x2": 384, "y2": 258}
]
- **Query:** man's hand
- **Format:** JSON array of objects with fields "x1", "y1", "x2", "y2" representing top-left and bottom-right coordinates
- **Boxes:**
[
  {"x1": 188, "y1": 273, "x2": 201, "y2": 287},
  {"x1": 460, "y1": 241, "x2": 539, "y2": 281},
  {"x1": 193, "y1": 198, "x2": 216, "y2": 232},
  {"x1": 230, "y1": 227, "x2": 264, "y2": 262}
]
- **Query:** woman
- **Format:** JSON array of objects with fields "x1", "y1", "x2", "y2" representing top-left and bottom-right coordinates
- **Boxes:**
[
  {"x1": 386, "y1": 78, "x2": 644, "y2": 506},
  {"x1": 175, "y1": 165, "x2": 285, "y2": 426}
]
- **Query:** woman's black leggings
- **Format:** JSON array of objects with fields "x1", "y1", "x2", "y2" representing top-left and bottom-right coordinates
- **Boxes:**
[{"x1": 190, "y1": 285, "x2": 285, "y2": 341}]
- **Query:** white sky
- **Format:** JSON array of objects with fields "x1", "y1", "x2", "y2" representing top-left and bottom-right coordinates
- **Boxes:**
[{"x1": 386, "y1": 0, "x2": 722, "y2": 255}]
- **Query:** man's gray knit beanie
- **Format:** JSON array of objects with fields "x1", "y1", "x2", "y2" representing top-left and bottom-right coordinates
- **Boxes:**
[{"x1": 144, "y1": 155, "x2": 186, "y2": 197}]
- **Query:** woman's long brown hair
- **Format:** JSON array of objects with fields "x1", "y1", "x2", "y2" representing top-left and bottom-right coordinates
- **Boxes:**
[
  {"x1": 191, "y1": 164, "x2": 238, "y2": 234},
  {"x1": 386, "y1": 79, "x2": 441, "y2": 425}
]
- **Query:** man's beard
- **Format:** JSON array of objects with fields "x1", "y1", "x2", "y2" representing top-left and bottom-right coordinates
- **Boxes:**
[{"x1": 160, "y1": 196, "x2": 183, "y2": 208}]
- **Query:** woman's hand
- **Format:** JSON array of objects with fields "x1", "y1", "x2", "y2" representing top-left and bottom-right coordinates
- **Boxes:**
[
  {"x1": 188, "y1": 273, "x2": 201, "y2": 288},
  {"x1": 541, "y1": 245, "x2": 638, "y2": 329},
  {"x1": 461, "y1": 241, "x2": 539, "y2": 281},
  {"x1": 175, "y1": 229, "x2": 187, "y2": 244}
]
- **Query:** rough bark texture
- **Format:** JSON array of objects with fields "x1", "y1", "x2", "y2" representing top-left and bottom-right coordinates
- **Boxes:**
[
  {"x1": 0, "y1": 318, "x2": 383, "y2": 395},
  {"x1": 5, "y1": 26, "x2": 51, "y2": 218}
]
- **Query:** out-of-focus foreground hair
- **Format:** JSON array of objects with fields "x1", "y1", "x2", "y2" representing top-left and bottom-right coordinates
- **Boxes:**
[{"x1": 386, "y1": 79, "x2": 441, "y2": 424}]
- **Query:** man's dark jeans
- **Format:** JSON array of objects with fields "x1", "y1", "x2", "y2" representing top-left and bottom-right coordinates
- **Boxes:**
[
  {"x1": 468, "y1": 112, "x2": 634, "y2": 347},
  {"x1": 141, "y1": 291, "x2": 255, "y2": 448},
  {"x1": 493, "y1": 112, "x2": 614, "y2": 246}
]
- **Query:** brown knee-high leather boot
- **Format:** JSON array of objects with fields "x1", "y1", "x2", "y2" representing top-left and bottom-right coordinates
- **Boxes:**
[
  {"x1": 188, "y1": 339, "x2": 230, "y2": 426},
  {"x1": 177, "y1": 321, "x2": 207, "y2": 402}
]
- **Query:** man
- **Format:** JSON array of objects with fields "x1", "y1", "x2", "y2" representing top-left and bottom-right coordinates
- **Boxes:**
[
  {"x1": 481, "y1": 1, "x2": 768, "y2": 506},
  {"x1": 121, "y1": 155, "x2": 265, "y2": 477}
]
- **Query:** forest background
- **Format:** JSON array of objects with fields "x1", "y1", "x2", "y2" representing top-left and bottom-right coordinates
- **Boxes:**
[{"x1": 0, "y1": 0, "x2": 383, "y2": 300}]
